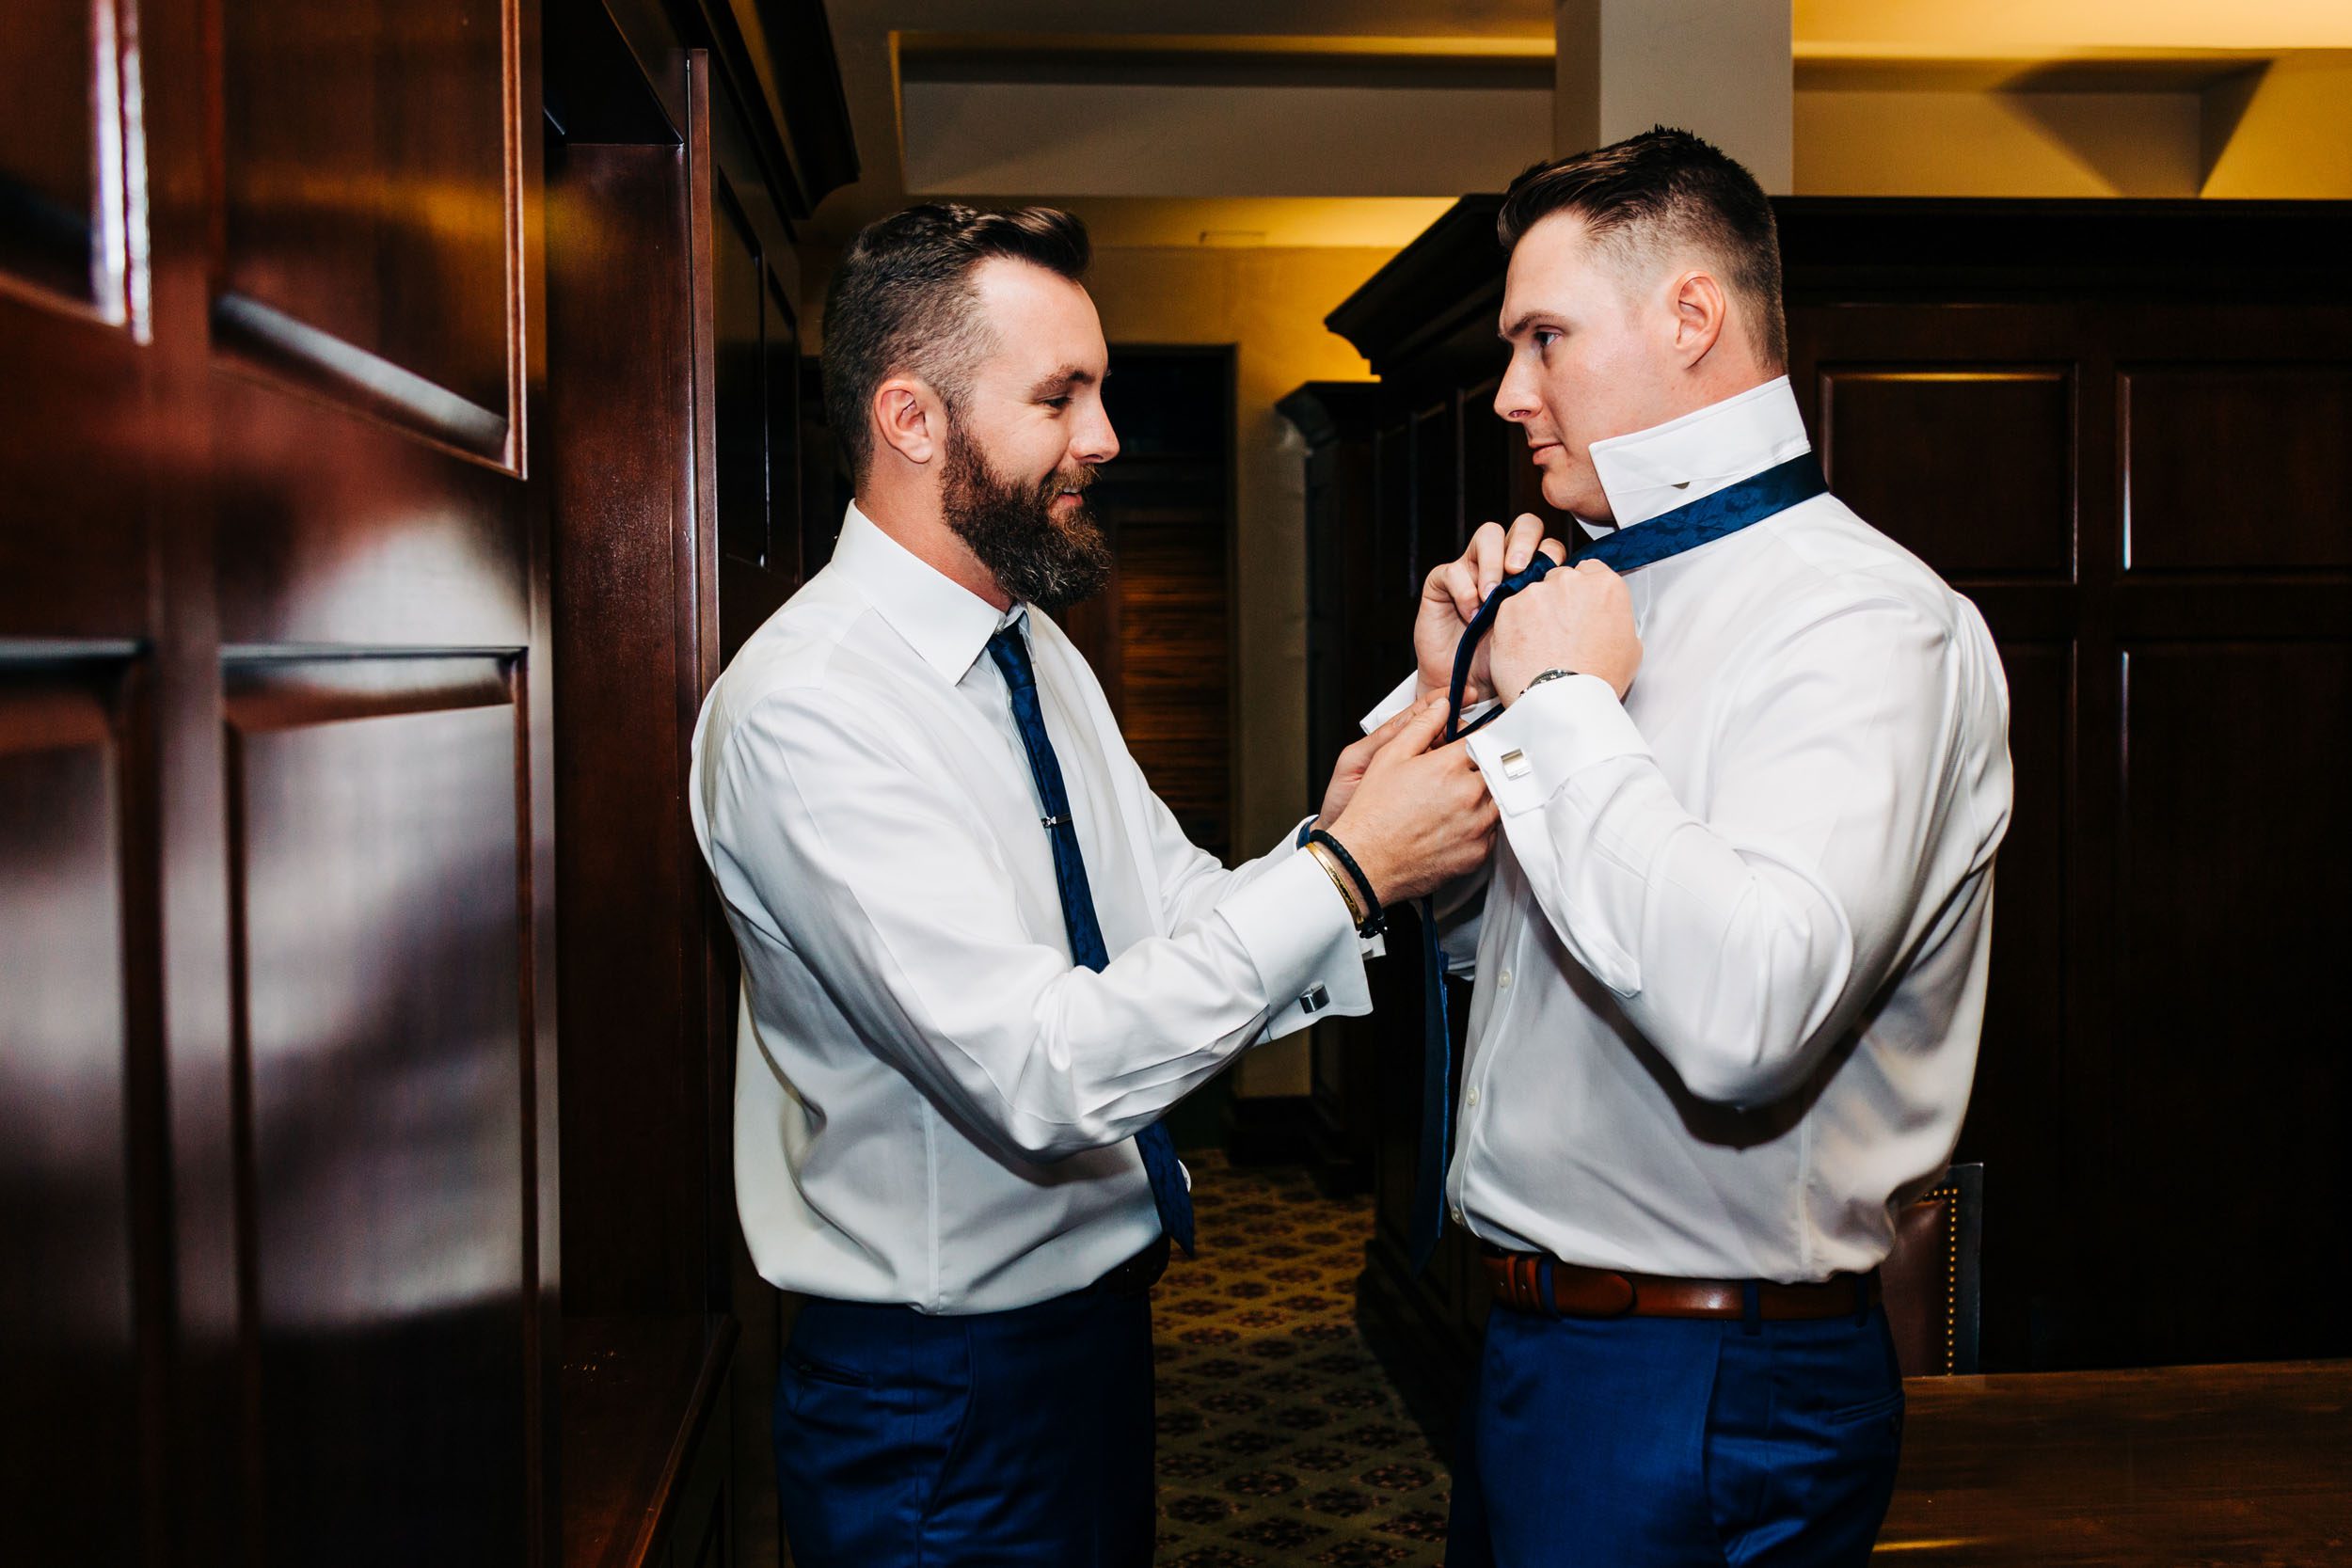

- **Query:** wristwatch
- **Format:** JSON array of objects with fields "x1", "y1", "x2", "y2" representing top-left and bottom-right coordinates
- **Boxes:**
[{"x1": 1520, "y1": 668, "x2": 1579, "y2": 695}]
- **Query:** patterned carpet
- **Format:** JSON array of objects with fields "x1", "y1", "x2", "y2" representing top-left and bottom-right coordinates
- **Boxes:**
[{"x1": 1152, "y1": 1155, "x2": 1451, "y2": 1568}]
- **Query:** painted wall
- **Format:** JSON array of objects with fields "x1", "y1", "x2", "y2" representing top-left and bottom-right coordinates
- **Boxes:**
[
  {"x1": 1796, "y1": 88, "x2": 2207, "y2": 197},
  {"x1": 2202, "y1": 53, "x2": 2352, "y2": 197}
]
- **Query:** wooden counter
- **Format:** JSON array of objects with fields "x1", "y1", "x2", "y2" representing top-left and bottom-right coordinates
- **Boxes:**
[{"x1": 1881, "y1": 1358, "x2": 2352, "y2": 1564}]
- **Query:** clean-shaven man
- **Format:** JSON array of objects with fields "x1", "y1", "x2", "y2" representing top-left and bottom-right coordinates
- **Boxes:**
[
  {"x1": 688, "y1": 203, "x2": 1494, "y2": 1567},
  {"x1": 1382, "y1": 129, "x2": 2013, "y2": 1564}
]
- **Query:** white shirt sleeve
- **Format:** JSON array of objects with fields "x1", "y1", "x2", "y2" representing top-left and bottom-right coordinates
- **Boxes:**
[
  {"x1": 1465, "y1": 597, "x2": 2002, "y2": 1108},
  {"x1": 705, "y1": 684, "x2": 1369, "y2": 1164}
]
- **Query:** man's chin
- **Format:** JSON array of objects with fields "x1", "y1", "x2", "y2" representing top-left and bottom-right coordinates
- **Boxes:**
[{"x1": 1539, "y1": 472, "x2": 1599, "y2": 518}]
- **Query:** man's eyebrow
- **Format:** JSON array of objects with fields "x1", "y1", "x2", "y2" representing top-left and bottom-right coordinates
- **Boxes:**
[
  {"x1": 1026, "y1": 365, "x2": 1098, "y2": 398},
  {"x1": 1499, "y1": 312, "x2": 1550, "y2": 342}
]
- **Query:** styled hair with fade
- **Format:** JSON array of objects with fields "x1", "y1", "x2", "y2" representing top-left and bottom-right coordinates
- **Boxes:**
[
  {"x1": 1497, "y1": 127, "x2": 1787, "y2": 369},
  {"x1": 820, "y1": 203, "x2": 1091, "y2": 483}
]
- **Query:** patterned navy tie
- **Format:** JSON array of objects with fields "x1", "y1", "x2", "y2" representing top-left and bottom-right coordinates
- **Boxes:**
[
  {"x1": 1409, "y1": 451, "x2": 1831, "y2": 1271},
  {"x1": 988, "y1": 623, "x2": 1196, "y2": 1255}
]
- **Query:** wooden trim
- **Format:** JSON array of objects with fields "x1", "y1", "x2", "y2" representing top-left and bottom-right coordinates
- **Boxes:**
[
  {"x1": 560, "y1": 1315, "x2": 739, "y2": 1568},
  {"x1": 218, "y1": 650, "x2": 518, "y2": 732},
  {"x1": 211, "y1": 293, "x2": 515, "y2": 466}
]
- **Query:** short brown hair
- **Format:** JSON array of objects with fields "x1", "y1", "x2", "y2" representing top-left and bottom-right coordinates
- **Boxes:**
[
  {"x1": 821, "y1": 203, "x2": 1091, "y2": 482},
  {"x1": 1498, "y1": 127, "x2": 1786, "y2": 369}
]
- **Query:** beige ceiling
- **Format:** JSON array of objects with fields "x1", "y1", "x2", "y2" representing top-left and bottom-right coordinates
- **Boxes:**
[{"x1": 807, "y1": 0, "x2": 2351, "y2": 249}]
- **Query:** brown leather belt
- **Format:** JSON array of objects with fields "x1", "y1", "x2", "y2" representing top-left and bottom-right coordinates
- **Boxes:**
[{"x1": 1482, "y1": 1249, "x2": 1880, "y2": 1321}]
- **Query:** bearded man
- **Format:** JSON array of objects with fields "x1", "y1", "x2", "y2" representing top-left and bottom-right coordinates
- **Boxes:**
[{"x1": 687, "y1": 203, "x2": 1496, "y2": 1567}]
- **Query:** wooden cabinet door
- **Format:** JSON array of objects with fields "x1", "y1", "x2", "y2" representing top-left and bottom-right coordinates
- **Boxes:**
[
  {"x1": 1, "y1": 0, "x2": 558, "y2": 1560},
  {"x1": 210, "y1": 0, "x2": 558, "y2": 1559}
]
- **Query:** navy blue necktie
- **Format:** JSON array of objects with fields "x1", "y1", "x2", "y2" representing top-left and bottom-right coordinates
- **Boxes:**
[
  {"x1": 988, "y1": 623, "x2": 1196, "y2": 1256},
  {"x1": 1407, "y1": 451, "x2": 1829, "y2": 1270}
]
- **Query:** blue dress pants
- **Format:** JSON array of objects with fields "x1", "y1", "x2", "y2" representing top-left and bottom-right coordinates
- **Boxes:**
[
  {"x1": 772, "y1": 1282, "x2": 1154, "y2": 1567},
  {"x1": 1446, "y1": 1302, "x2": 1905, "y2": 1566}
]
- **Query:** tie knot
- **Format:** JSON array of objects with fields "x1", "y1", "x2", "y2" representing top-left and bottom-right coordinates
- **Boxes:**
[{"x1": 986, "y1": 624, "x2": 1036, "y2": 693}]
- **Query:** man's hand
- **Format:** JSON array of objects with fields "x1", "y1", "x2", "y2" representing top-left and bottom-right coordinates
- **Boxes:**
[
  {"x1": 1413, "y1": 515, "x2": 1570, "y2": 707},
  {"x1": 1489, "y1": 559, "x2": 1642, "y2": 705},
  {"x1": 1324, "y1": 699, "x2": 1498, "y2": 908},
  {"x1": 1313, "y1": 700, "x2": 1426, "y2": 832}
]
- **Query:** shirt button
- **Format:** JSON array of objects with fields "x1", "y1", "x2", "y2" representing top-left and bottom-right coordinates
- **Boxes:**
[
  {"x1": 1499, "y1": 969, "x2": 1513, "y2": 989},
  {"x1": 1451, "y1": 1205, "x2": 1465, "y2": 1225},
  {"x1": 1465, "y1": 1086, "x2": 1480, "y2": 1108}
]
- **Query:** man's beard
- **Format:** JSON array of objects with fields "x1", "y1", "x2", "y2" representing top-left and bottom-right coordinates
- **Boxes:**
[{"x1": 941, "y1": 426, "x2": 1112, "y2": 612}]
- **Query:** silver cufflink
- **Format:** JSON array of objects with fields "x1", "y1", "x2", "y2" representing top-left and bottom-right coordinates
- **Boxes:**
[
  {"x1": 1300, "y1": 985, "x2": 1330, "y2": 1015},
  {"x1": 1498, "y1": 749, "x2": 1532, "y2": 780}
]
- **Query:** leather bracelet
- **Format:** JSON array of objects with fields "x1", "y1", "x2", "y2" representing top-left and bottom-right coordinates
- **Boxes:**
[
  {"x1": 1307, "y1": 829, "x2": 1386, "y2": 937},
  {"x1": 1304, "y1": 842, "x2": 1365, "y2": 927}
]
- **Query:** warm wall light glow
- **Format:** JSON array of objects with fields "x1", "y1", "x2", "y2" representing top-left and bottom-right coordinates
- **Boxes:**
[
  {"x1": 898, "y1": 33, "x2": 1555, "y2": 63},
  {"x1": 1797, "y1": 0, "x2": 2352, "y2": 55}
]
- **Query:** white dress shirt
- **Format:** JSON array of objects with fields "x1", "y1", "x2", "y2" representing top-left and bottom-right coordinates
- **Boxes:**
[
  {"x1": 691, "y1": 503, "x2": 1368, "y2": 1313},
  {"x1": 1370, "y1": 376, "x2": 2012, "y2": 1284}
]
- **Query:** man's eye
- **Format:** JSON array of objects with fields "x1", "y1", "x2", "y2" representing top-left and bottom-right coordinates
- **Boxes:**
[
  {"x1": 1042, "y1": 397, "x2": 1072, "y2": 411},
  {"x1": 1534, "y1": 329, "x2": 1560, "y2": 350}
]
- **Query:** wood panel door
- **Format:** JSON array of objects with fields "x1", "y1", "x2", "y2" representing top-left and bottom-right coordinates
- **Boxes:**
[
  {"x1": 1067, "y1": 347, "x2": 1236, "y2": 860},
  {"x1": 212, "y1": 1, "x2": 558, "y2": 1557},
  {"x1": 1790, "y1": 296, "x2": 2352, "y2": 1371},
  {"x1": 1, "y1": 0, "x2": 170, "y2": 1557},
  {"x1": 1, "y1": 0, "x2": 558, "y2": 1560}
]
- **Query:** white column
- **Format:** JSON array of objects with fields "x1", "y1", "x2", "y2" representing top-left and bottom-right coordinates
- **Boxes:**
[{"x1": 1554, "y1": 0, "x2": 1794, "y2": 194}]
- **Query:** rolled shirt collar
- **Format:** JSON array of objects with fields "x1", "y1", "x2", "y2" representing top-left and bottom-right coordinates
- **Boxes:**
[{"x1": 1578, "y1": 374, "x2": 1813, "y2": 541}]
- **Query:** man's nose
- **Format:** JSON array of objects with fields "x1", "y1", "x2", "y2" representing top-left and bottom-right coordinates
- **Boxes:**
[
  {"x1": 1074, "y1": 407, "x2": 1120, "y2": 466},
  {"x1": 1495, "y1": 357, "x2": 1535, "y2": 424}
]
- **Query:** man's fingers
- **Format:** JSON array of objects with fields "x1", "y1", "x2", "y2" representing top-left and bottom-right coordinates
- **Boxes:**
[
  {"x1": 1359, "y1": 701, "x2": 1423, "y2": 754},
  {"x1": 1442, "y1": 561, "x2": 1484, "y2": 623},
  {"x1": 1432, "y1": 736, "x2": 1485, "y2": 769},
  {"x1": 1503, "y1": 513, "x2": 1545, "y2": 574},
  {"x1": 1376, "y1": 694, "x2": 1454, "y2": 761},
  {"x1": 1467, "y1": 520, "x2": 1507, "y2": 595},
  {"x1": 1538, "y1": 535, "x2": 1569, "y2": 565}
]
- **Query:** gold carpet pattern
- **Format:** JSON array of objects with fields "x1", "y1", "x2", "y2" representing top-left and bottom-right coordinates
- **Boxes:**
[{"x1": 1152, "y1": 1156, "x2": 1449, "y2": 1568}]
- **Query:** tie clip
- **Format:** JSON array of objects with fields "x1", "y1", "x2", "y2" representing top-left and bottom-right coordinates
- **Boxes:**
[{"x1": 1041, "y1": 814, "x2": 1069, "y2": 830}]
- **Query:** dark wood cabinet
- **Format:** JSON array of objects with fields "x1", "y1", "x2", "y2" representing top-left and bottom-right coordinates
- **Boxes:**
[
  {"x1": 544, "y1": 5, "x2": 850, "y2": 1566},
  {"x1": 0, "y1": 0, "x2": 851, "y2": 1561},
  {"x1": 1288, "y1": 198, "x2": 2352, "y2": 1409}
]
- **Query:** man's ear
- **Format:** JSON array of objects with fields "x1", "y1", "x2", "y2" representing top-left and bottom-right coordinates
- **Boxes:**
[
  {"x1": 871, "y1": 376, "x2": 943, "y2": 468},
  {"x1": 1668, "y1": 269, "x2": 1729, "y2": 369}
]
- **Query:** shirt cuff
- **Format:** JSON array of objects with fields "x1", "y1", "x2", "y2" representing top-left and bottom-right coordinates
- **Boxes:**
[
  {"x1": 1464, "y1": 674, "x2": 1649, "y2": 817},
  {"x1": 1360, "y1": 672, "x2": 1494, "y2": 736},
  {"x1": 1216, "y1": 847, "x2": 1373, "y2": 1039},
  {"x1": 1361, "y1": 672, "x2": 1418, "y2": 734}
]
